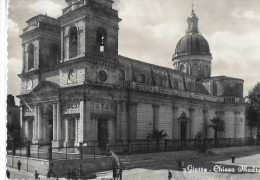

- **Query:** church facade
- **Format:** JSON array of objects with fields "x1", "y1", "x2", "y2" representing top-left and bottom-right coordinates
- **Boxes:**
[{"x1": 18, "y1": 0, "x2": 246, "y2": 147}]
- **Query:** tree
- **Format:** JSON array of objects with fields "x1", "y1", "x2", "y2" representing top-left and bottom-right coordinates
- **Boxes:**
[
  {"x1": 207, "y1": 117, "x2": 225, "y2": 143},
  {"x1": 147, "y1": 129, "x2": 168, "y2": 150},
  {"x1": 246, "y1": 82, "x2": 260, "y2": 138}
]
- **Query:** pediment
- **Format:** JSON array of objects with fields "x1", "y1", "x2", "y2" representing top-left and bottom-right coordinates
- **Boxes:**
[
  {"x1": 31, "y1": 81, "x2": 59, "y2": 94},
  {"x1": 178, "y1": 112, "x2": 189, "y2": 121}
]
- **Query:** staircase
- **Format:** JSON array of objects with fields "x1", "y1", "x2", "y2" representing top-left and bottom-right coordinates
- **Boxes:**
[{"x1": 118, "y1": 150, "x2": 199, "y2": 169}]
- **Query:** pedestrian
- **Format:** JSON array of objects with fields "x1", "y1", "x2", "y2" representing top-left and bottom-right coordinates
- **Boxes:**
[
  {"x1": 232, "y1": 153, "x2": 236, "y2": 163},
  {"x1": 177, "y1": 160, "x2": 181, "y2": 171},
  {"x1": 67, "y1": 169, "x2": 72, "y2": 179},
  {"x1": 35, "y1": 170, "x2": 40, "y2": 180},
  {"x1": 46, "y1": 168, "x2": 52, "y2": 180},
  {"x1": 168, "y1": 170, "x2": 172, "y2": 180},
  {"x1": 119, "y1": 167, "x2": 123, "y2": 180},
  {"x1": 6, "y1": 169, "x2": 10, "y2": 179},
  {"x1": 17, "y1": 160, "x2": 22, "y2": 172},
  {"x1": 181, "y1": 160, "x2": 185, "y2": 171},
  {"x1": 113, "y1": 167, "x2": 117, "y2": 180}
]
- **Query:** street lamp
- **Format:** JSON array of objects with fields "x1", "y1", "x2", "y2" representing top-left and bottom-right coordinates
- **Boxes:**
[{"x1": 79, "y1": 142, "x2": 87, "y2": 176}]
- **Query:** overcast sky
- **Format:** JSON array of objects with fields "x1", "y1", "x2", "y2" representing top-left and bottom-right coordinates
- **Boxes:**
[{"x1": 7, "y1": 0, "x2": 260, "y2": 104}]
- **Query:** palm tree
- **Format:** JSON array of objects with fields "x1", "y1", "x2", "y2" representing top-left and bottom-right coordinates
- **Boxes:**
[
  {"x1": 207, "y1": 117, "x2": 225, "y2": 145},
  {"x1": 147, "y1": 129, "x2": 168, "y2": 150}
]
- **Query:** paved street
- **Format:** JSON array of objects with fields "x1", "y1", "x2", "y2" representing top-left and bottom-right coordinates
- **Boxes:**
[
  {"x1": 95, "y1": 151, "x2": 260, "y2": 180},
  {"x1": 6, "y1": 150, "x2": 260, "y2": 180}
]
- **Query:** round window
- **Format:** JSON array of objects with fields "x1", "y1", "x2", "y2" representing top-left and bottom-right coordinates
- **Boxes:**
[{"x1": 99, "y1": 70, "x2": 108, "y2": 82}]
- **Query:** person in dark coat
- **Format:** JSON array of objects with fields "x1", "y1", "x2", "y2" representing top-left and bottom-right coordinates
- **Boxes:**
[
  {"x1": 34, "y1": 170, "x2": 39, "y2": 180},
  {"x1": 168, "y1": 170, "x2": 172, "y2": 180},
  {"x1": 177, "y1": 160, "x2": 181, "y2": 171},
  {"x1": 17, "y1": 160, "x2": 22, "y2": 172},
  {"x1": 232, "y1": 154, "x2": 236, "y2": 163},
  {"x1": 6, "y1": 169, "x2": 10, "y2": 179},
  {"x1": 119, "y1": 167, "x2": 123, "y2": 180},
  {"x1": 67, "y1": 169, "x2": 72, "y2": 179},
  {"x1": 113, "y1": 167, "x2": 117, "y2": 180}
]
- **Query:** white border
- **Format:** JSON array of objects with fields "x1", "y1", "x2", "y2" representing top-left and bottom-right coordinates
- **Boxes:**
[{"x1": 0, "y1": 0, "x2": 8, "y2": 179}]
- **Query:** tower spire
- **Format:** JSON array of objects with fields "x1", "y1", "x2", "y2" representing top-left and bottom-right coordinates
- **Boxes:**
[
  {"x1": 191, "y1": 2, "x2": 195, "y2": 12},
  {"x1": 186, "y1": 3, "x2": 199, "y2": 34}
]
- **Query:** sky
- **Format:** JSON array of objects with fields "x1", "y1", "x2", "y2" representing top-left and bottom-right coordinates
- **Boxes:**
[{"x1": 7, "y1": 0, "x2": 260, "y2": 104}]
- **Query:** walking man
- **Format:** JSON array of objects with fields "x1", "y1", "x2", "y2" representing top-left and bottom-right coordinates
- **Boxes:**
[
  {"x1": 232, "y1": 153, "x2": 236, "y2": 163},
  {"x1": 113, "y1": 167, "x2": 117, "y2": 180},
  {"x1": 119, "y1": 167, "x2": 123, "y2": 180},
  {"x1": 168, "y1": 170, "x2": 172, "y2": 180},
  {"x1": 6, "y1": 169, "x2": 10, "y2": 179},
  {"x1": 34, "y1": 170, "x2": 39, "y2": 180},
  {"x1": 17, "y1": 160, "x2": 22, "y2": 172}
]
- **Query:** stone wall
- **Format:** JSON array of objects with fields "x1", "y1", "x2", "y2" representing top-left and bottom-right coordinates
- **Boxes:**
[
  {"x1": 52, "y1": 157, "x2": 114, "y2": 176},
  {"x1": 6, "y1": 155, "x2": 49, "y2": 175},
  {"x1": 159, "y1": 105, "x2": 172, "y2": 137},
  {"x1": 136, "y1": 103, "x2": 153, "y2": 139},
  {"x1": 6, "y1": 155, "x2": 114, "y2": 176}
]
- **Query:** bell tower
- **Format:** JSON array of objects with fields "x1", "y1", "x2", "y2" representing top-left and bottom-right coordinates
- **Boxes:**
[{"x1": 59, "y1": 0, "x2": 121, "y2": 62}]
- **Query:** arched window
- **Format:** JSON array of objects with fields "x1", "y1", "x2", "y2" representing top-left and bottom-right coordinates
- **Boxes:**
[
  {"x1": 28, "y1": 43, "x2": 34, "y2": 70},
  {"x1": 180, "y1": 65, "x2": 185, "y2": 73},
  {"x1": 96, "y1": 27, "x2": 106, "y2": 52},
  {"x1": 174, "y1": 80, "x2": 179, "y2": 90},
  {"x1": 191, "y1": 64, "x2": 199, "y2": 76},
  {"x1": 69, "y1": 26, "x2": 78, "y2": 58},
  {"x1": 213, "y1": 82, "x2": 217, "y2": 96},
  {"x1": 119, "y1": 69, "x2": 126, "y2": 81},
  {"x1": 138, "y1": 74, "x2": 145, "y2": 83},
  {"x1": 49, "y1": 43, "x2": 60, "y2": 66}
]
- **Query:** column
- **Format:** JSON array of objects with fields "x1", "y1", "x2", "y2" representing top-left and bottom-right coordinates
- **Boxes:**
[
  {"x1": 79, "y1": 99, "x2": 86, "y2": 142},
  {"x1": 188, "y1": 108, "x2": 194, "y2": 138},
  {"x1": 53, "y1": 103, "x2": 57, "y2": 141},
  {"x1": 128, "y1": 102, "x2": 138, "y2": 140},
  {"x1": 57, "y1": 102, "x2": 61, "y2": 141},
  {"x1": 25, "y1": 120, "x2": 29, "y2": 140},
  {"x1": 234, "y1": 111, "x2": 239, "y2": 138},
  {"x1": 108, "y1": 119, "x2": 116, "y2": 141},
  {"x1": 34, "y1": 105, "x2": 38, "y2": 140},
  {"x1": 32, "y1": 120, "x2": 35, "y2": 140},
  {"x1": 22, "y1": 45, "x2": 25, "y2": 72},
  {"x1": 65, "y1": 118, "x2": 69, "y2": 142},
  {"x1": 152, "y1": 104, "x2": 160, "y2": 130},
  {"x1": 20, "y1": 105, "x2": 24, "y2": 141},
  {"x1": 172, "y1": 106, "x2": 178, "y2": 139},
  {"x1": 38, "y1": 105, "x2": 43, "y2": 140},
  {"x1": 75, "y1": 118, "x2": 78, "y2": 144},
  {"x1": 61, "y1": 29, "x2": 64, "y2": 60},
  {"x1": 203, "y1": 109, "x2": 208, "y2": 138}
]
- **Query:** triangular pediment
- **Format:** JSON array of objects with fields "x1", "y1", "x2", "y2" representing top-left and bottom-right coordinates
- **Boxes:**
[
  {"x1": 178, "y1": 112, "x2": 189, "y2": 121},
  {"x1": 30, "y1": 81, "x2": 59, "y2": 94}
]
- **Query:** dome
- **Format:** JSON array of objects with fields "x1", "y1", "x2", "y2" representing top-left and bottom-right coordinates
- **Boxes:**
[{"x1": 174, "y1": 32, "x2": 211, "y2": 57}]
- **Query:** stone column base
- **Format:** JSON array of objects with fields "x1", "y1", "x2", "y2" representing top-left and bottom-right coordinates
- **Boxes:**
[
  {"x1": 52, "y1": 140, "x2": 62, "y2": 148},
  {"x1": 63, "y1": 141, "x2": 75, "y2": 147}
]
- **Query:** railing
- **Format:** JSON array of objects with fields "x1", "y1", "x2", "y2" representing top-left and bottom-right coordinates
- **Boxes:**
[
  {"x1": 120, "y1": 81, "x2": 243, "y2": 104},
  {"x1": 7, "y1": 138, "x2": 257, "y2": 160}
]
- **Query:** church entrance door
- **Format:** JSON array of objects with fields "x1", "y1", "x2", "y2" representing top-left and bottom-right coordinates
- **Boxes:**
[
  {"x1": 180, "y1": 121, "x2": 186, "y2": 140},
  {"x1": 98, "y1": 119, "x2": 108, "y2": 146}
]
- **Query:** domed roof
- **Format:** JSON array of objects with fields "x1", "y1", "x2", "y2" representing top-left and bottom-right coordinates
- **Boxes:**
[
  {"x1": 173, "y1": 10, "x2": 211, "y2": 58},
  {"x1": 174, "y1": 32, "x2": 211, "y2": 57}
]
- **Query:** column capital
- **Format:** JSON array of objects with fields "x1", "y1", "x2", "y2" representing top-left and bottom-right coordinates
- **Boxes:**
[
  {"x1": 189, "y1": 108, "x2": 195, "y2": 112},
  {"x1": 234, "y1": 111, "x2": 240, "y2": 115},
  {"x1": 215, "y1": 110, "x2": 225, "y2": 115},
  {"x1": 130, "y1": 102, "x2": 138, "y2": 106},
  {"x1": 172, "y1": 106, "x2": 178, "y2": 110},
  {"x1": 152, "y1": 104, "x2": 160, "y2": 108},
  {"x1": 203, "y1": 109, "x2": 208, "y2": 114}
]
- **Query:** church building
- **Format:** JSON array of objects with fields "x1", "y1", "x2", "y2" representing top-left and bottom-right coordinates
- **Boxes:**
[{"x1": 18, "y1": 0, "x2": 246, "y2": 147}]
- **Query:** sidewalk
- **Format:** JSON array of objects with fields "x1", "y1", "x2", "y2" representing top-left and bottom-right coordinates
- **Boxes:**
[{"x1": 6, "y1": 168, "x2": 67, "y2": 180}]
